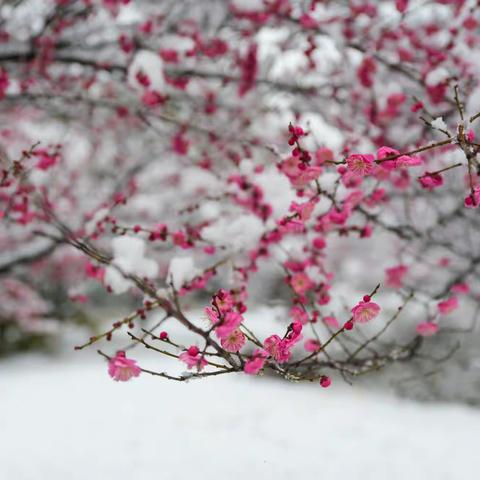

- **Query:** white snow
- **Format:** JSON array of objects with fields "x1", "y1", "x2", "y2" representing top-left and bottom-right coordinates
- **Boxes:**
[
  {"x1": 180, "y1": 167, "x2": 221, "y2": 194},
  {"x1": 128, "y1": 50, "x2": 165, "y2": 92},
  {"x1": 230, "y1": 0, "x2": 264, "y2": 10},
  {"x1": 431, "y1": 117, "x2": 448, "y2": 131},
  {"x1": 202, "y1": 214, "x2": 265, "y2": 251},
  {"x1": 84, "y1": 207, "x2": 109, "y2": 236},
  {"x1": 1, "y1": 350, "x2": 479, "y2": 480},
  {"x1": 425, "y1": 67, "x2": 449, "y2": 87},
  {"x1": 105, "y1": 237, "x2": 158, "y2": 294},
  {"x1": 167, "y1": 256, "x2": 199, "y2": 289},
  {"x1": 255, "y1": 166, "x2": 295, "y2": 219},
  {"x1": 104, "y1": 266, "x2": 132, "y2": 294}
]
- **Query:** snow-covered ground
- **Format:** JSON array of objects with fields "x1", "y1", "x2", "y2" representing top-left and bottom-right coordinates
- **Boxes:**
[{"x1": 1, "y1": 348, "x2": 480, "y2": 480}]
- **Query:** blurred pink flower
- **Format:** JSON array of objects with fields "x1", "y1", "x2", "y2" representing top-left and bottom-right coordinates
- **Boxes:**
[
  {"x1": 416, "y1": 322, "x2": 438, "y2": 337},
  {"x1": 451, "y1": 283, "x2": 470, "y2": 295},
  {"x1": 385, "y1": 264, "x2": 408, "y2": 289},
  {"x1": 179, "y1": 346, "x2": 208, "y2": 371},
  {"x1": 290, "y1": 272, "x2": 314, "y2": 295},
  {"x1": 351, "y1": 301, "x2": 381, "y2": 323},
  {"x1": 438, "y1": 297, "x2": 458, "y2": 315},
  {"x1": 323, "y1": 316, "x2": 340, "y2": 329},
  {"x1": 108, "y1": 351, "x2": 141, "y2": 382},
  {"x1": 244, "y1": 349, "x2": 267, "y2": 375},
  {"x1": 304, "y1": 339, "x2": 321, "y2": 352}
]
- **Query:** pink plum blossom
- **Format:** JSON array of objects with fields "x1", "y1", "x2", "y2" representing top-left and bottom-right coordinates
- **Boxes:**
[
  {"x1": 320, "y1": 376, "x2": 332, "y2": 388},
  {"x1": 290, "y1": 272, "x2": 314, "y2": 295},
  {"x1": 315, "y1": 147, "x2": 334, "y2": 165},
  {"x1": 205, "y1": 306, "x2": 219, "y2": 324},
  {"x1": 396, "y1": 154, "x2": 422, "y2": 168},
  {"x1": 244, "y1": 349, "x2": 268, "y2": 375},
  {"x1": 416, "y1": 322, "x2": 439, "y2": 337},
  {"x1": 179, "y1": 346, "x2": 208, "y2": 371},
  {"x1": 289, "y1": 200, "x2": 316, "y2": 222},
  {"x1": 451, "y1": 283, "x2": 470, "y2": 295},
  {"x1": 464, "y1": 187, "x2": 480, "y2": 208},
  {"x1": 351, "y1": 301, "x2": 381, "y2": 323},
  {"x1": 263, "y1": 335, "x2": 293, "y2": 363},
  {"x1": 377, "y1": 146, "x2": 399, "y2": 171},
  {"x1": 346, "y1": 154, "x2": 375, "y2": 176},
  {"x1": 304, "y1": 339, "x2": 321, "y2": 352},
  {"x1": 290, "y1": 305, "x2": 309, "y2": 324},
  {"x1": 221, "y1": 328, "x2": 246, "y2": 352},
  {"x1": 214, "y1": 289, "x2": 235, "y2": 313},
  {"x1": 385, "y1": 264, "x2": 408, "y2": 289},
  {"x1": 108, "y1": 351, "x2": 141, "y2": 382},
  {"x1": 419, "y1": 173, "x2": 443, "y2": 190},
  {"x1": 263, "y1": 335, "x2": 288, "y2": 362},
  {"x1": 322, "y1": 316, "x2": 340, "y2": 329},
  {"x1": 215, "y1": 311, "x2": 243, "y2": 339},
  {"x1": 438, "y1": 297, "x2": 459, "y2": 315}
]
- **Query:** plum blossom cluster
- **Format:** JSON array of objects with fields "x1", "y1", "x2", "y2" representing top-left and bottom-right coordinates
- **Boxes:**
[
  {"x1": 0, "y1": 0, "x2": 479, "y2": 390},
  {"x1": 95, "y1": 275, "x2": 387, "y2": 386},
  {"x1": 205, "y1": 289, "x2": 247, "y2": 353}
]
